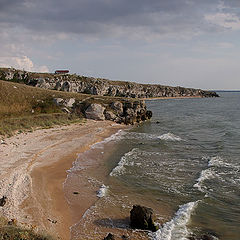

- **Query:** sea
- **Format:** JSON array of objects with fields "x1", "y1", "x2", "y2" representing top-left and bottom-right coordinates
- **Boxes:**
[{"x1": 66, "y1": 92, "x2": 240, "y2": 240}]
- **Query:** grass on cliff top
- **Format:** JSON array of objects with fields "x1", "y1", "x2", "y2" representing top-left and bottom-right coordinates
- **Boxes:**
[
  {"x1": 0, "y1": 80, "x2": 88, "y2": 136},
  {"x1": 0, "y1": 217, "x2": 54, "y2": 240},
  {"x1": 0, "y1": 80, "x2": 132, "y2": 136}
]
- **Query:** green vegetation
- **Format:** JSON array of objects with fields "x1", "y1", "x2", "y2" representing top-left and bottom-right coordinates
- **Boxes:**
[{"x1": 0, "y1": 217, "x2": 54, "y2": 240}]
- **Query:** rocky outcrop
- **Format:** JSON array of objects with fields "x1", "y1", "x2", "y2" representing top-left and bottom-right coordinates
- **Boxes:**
[
  {"x1": 130, "y1": 205, "x2": 158, "y2": 232},
  {"x1": 0, "y1": 68, "x2": 219, "y2": 99},
  {"x1": 73, "y1": 99, "x2": 152, "y2": 124},
  {"x1": 51, "y1": 97, "x2": 152, "y2": 124}
]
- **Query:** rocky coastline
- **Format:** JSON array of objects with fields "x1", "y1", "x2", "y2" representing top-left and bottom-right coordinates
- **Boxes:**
[
  {"x1": 0, "y1": 68, "x2": 219, "y2": 99},
  {"x1": 53, "y1": 97, "x2": 152, "y2": 125}
]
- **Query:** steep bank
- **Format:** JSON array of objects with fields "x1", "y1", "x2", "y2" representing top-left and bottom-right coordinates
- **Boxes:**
[{"x1": 0, "y1": 68, "x2": 219, "y2": 98}]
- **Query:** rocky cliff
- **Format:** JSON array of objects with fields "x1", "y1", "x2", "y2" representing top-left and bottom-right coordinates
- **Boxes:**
[
  {"x1": 0, "y1": 68, "x2": 219, "y2": 98},
  {"x1": 54, "y1": 97, "x2": 152, "y2": 125}
]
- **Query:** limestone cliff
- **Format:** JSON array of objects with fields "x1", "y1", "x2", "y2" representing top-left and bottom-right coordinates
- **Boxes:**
[{"x1": 0, "y1": 68, "x2": 219, "y2": 98}]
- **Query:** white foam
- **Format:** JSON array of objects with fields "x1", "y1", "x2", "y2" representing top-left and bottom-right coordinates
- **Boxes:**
[
  {"x1": 158, "y1": 133, "x2": 182, "y2": 141},
  {"x1": 97, "y1": 184, "x2": 109, "y2": 198},
  {"x1": 208, "y1": 156, "x2": 239, "y2": 169},
  {"x1": 91, "y1": 129, "x2": 125, "y2": 149},
  {"x1": 193, "y1": 168, "x2": 215, "y2": 192},
  {"x1": 151, "y1": 201, "x2": 199, "y2": 240},
  {"x1": 110, "y1": 148, "x2": 138, "y2": 177}
]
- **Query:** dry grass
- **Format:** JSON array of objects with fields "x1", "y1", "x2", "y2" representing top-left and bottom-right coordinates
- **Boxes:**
[
  {"x1": 0, "y1": 217, "x2": 54, "y2": 240},
  {"x1": 0, "y1": 80, "x2": 131, "y2": 136},
  {"x1": 0, "y1": 80, "x2": 91, "y2": 136}
]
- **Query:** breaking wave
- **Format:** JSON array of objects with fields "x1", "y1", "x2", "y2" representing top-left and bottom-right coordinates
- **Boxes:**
[
  {"x1": 150, "y1": 201, "x2": 199, "y2": 240},
  {"x1": 193, "y1": 168, "x2": 215, "y2": 192},
  {"x1": 158, "y1": 133, "x2": 182, "y2": 141},
  {"x1": 91, "y1": 129, "x2": 125, "y2": 149},
  {"x1": 109, "y1": 148, "x2": 137, "y2": 177}
]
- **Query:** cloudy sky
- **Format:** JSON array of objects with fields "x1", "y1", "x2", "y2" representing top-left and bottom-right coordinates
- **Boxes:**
[{"x1": 1, "y1": 0, "x2": 240, "y2": 90}]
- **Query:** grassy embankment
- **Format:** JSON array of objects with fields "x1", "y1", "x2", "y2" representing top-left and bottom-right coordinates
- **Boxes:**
[
  {"x1": 0, "y1": 80, "x2": 127, "y2": 136},
  {"x1": 0, "y1": 80, "x2": 87, "y2": 136}
]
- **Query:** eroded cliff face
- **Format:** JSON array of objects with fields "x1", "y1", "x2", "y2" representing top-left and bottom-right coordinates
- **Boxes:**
[{"x1": 0, "y1": 68, "x2": 219, "y2": 98}]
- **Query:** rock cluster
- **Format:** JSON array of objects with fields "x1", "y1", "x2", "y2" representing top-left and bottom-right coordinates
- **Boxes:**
[
  {"x1": 52, "y1": 97, "x2": 152, "y2": 124},
  {"x1": 0, "y1": 68, "x2": 219, "y2": 98}
]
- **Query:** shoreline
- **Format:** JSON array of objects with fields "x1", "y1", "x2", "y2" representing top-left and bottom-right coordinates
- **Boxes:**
[
  {"x1": 0, "y1": 120, "x2": 128, "y2": 239},
  {"x1": 141, "y1": 96, "x2": 203, "y2": 100}
]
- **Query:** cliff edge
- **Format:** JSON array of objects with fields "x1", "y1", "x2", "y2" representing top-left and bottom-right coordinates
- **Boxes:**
[{"x1": 0, "y1": 68, "x2": 219, "y2": 98}]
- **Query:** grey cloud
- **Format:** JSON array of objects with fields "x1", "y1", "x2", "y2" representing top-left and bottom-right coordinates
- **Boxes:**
[{"x1": 0, "y1": 0, "x2": 238, "y2": 37}]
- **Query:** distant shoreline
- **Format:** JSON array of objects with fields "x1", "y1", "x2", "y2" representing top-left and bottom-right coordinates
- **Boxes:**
[
  {"x1": 214, "y1": 90, "x2": 240, "y2": 92},
  {"x1": 141, "y1": 96, "x2": 203, "y2": 100}
]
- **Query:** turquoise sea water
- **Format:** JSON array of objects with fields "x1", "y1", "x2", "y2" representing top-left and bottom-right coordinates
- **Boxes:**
[{"x1": 69, "y1": 92, "x2": 240, "y2": 239}]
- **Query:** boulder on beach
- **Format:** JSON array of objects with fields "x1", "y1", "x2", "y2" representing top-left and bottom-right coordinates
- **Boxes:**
[
  {"x1": 104, "y1": 233, "x2": 115, "y2": 240},
  {"x1": 0, "y1": 196, "x2": 7, "y2": 207},
  {"x1": 130, "y1": 205, "x2": 158, "y2": 232}
]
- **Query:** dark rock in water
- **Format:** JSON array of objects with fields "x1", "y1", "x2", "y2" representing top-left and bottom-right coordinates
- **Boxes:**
[
  {"x1": 146, "y1": 110, "x2": 152, "y2": 119},
  {"x1": 0, "y1": 196, "x2": 7, "y2": 207},
  {"x1": 200, "y1": 234, "x2": 216, "y2": 240},
  {"x1": 104, "y1": 233, "x2": 115, "y2": 240},
  {"x1": 156, "y1": 121, "x2": 160, "y2": 124},
  {"x1": 73, "y1": 192, "x2": 79, "y2": 195},
  {"x1": 130, "y1": 205, "x2": 158, "y2": 232}
]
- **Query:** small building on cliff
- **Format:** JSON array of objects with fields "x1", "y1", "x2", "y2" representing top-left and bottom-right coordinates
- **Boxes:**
[{"x1": 55, "y1": 70, "x2": 69, "y2": 74}]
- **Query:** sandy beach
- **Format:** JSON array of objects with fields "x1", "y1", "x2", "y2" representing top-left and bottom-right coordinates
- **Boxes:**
[{"x1": 0, "y1": 120, "x2": 127, "y2": 239}]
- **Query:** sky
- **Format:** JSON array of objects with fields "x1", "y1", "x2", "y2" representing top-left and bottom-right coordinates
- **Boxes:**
[{"x1": 0, "y1": 0, "x2": 240, "y2": 90}]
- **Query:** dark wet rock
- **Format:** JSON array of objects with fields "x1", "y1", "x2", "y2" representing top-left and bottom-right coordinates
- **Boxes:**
[
  {"x1": 146, "y1": 110, "x2": 153, "y2": 119},
  {"x1": 201, "y1": 235, "x2": 216, "y2": 240},
  {"x1": 104, "y1": 233, "x2": 115, "y2": 240},
  {"x1": 0, "y1": 196, "x2": 7, "y2": 207},
  {"x1": 85, "y1": 103, "x2": 105, "y2": 120},
  {"x1": 73, "y1": 192, "x2": 79, "y2": 195},
  {"x1": 130, "y1": 205, "x2": 158, "y2": 232},
  {"x1": 122, "y1": 235, "x2": 129, "y2": 239}
]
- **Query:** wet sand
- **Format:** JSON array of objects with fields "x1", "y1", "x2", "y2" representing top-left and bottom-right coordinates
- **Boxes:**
[{"x1": 0, "y1": 120, "x2": 127, "y2": 239}]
